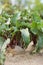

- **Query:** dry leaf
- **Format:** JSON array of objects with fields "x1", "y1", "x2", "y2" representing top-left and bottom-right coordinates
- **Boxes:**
[{"x1": 25, "y1": 41, "x2": 35, "y2": 53}]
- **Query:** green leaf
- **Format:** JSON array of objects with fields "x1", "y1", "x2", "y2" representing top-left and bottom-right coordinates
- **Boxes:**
[
  {"x1": 31, "y1": 11, "x2": 41, "y2": 22},
  {"x1": 1, "y1": 38, "x2": 10, "y2": 53},
  {"x1": 0, "y1": 53, "x2": 5, "y2": 65},
  {"x1": 0, "y1": 37, "x2": 5, "y2": 49},
  {"x1": 11, "y1": 13, "x2": 18, "y2": 25},
  {"x1": 21, "y1": 28, "x2": 30, "y2": 47},
  {"x1": 36, "y1": 33, "x2": 43, "y2": 52},
  {"x1": 16, "y1": 21, "x2": 30, "y2": 28},
  {"x1": 30, "y1": 21, "x2": 38, "y2": 34},
  {"x1": 0, "y1": 16, "x2": 5, "y2": 23},
  {"x1": 37, "y1": 33, "x2": 43, "y2": 48}
]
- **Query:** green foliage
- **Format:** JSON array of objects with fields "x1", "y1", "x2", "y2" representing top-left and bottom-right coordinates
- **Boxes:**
[
  {"x1": 0, "y1": 53, "x2": 5, "y2": 65},
  {"x1": 0, "y1": 0, "x2": 43, "y2": 64},
  {"x1": 0, "y1": 2, "x2": 43, "y2": 50},
  {"x1": 0, "y1": 37, "x2": 5, "y2": 49},
  {"x1": 21, "y1": 28, "x2": 30, "y2": 47}
]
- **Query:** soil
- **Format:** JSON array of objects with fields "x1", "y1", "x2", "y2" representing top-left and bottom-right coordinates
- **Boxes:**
[{"x1": 4, "y1": 52, "x2": 43, "y2": 65}]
